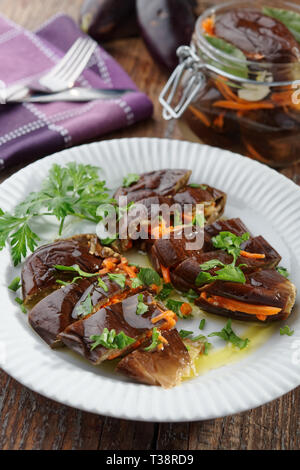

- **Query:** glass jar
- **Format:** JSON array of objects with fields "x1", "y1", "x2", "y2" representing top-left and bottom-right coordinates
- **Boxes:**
[{"x1": 160, "y1": 0, "x2": 300, "y2": 168}]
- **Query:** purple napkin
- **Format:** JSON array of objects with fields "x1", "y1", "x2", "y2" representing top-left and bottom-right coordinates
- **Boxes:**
[{"x1": 0, "y1": 14, "x2": 153, "y2": 171}]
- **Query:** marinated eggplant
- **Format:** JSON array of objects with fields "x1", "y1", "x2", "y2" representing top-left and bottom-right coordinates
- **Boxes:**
[
  {"x1": 28, "y1": 272, "x2": 143, "y2": 348},
  {"x1": 196, "y1": 269, "x2": 296, "y2": 322},
  {"x1": 114, "y1": 169, "x2": 192, "y2": 203},
  {"x1": 117, "y1": 329, "x2": 191, "y2": 388},
  {"x1": 22, "y1": 234, "x2": 115, "y2": 307},
  {"x1": 59, "y1": 291, "x2": 170, "y2": 364},
  {"x1": 173, "y1": 184, "x2": 227, "y2": 224}
]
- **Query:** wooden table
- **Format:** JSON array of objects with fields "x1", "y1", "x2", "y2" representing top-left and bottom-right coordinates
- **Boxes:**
[{"x1": 0, "y1": 0, "x2": 299, "y2": 450}]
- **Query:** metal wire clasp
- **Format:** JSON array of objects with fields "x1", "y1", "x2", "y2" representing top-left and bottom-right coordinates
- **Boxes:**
[{"x1": 159, "y1": 46, "x2": 206, "y2": 120}]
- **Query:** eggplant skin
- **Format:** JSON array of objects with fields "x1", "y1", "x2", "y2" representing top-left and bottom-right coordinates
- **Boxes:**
[
  {"x1": 116, "y1": 329, "x2": 191, "y2": 388},
  {"x1": 136, "y1": 0, "x2": 196, "y2": 70},
  {"x1": 114, "y1": 169, "x2": 192, "y2": 203},
  {"x1": 21, "y1": 234, "x2": 113, "y2": 308},
  {"x1": 58, "y1": 291, "x2": 167, "y2": 364},
  {"x1": 80, "y1": 0, "x2": 138, "y2": 42},
  {"x1": 196, "y1": 269, "x2": 297, "y2": 322},
  {"x1": 173, "y1": 185, "x2": 227, "y2": 224}
]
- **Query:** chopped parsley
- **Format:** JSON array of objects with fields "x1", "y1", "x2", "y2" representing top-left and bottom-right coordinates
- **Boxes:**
[
  {"x1": 280, "y1": 325, "x2": 294, "y2": 336},
  {"x1": 144, "y1": 327, "x2": 164, "y2": 352},
  {"x1": 165, "y1": 299, "x2": 190, "y2": 319},
  {"x1": 90, "y1": 328, "x2": 135, "y2": 351},
  {"x1": 54, "y1": 264, "x2": 96, "y2": 278},
  {"x1": 276, "y1": 267, "x2": 290, "y2": 279},
  {"x1": 107, "y1": 273, "x2": 126, "y2": 289},
  {"x1": 74, "y1": 293, "x2": 93, "y2": 318},
  {"x1": 136, "y1": 294, "x2": 149, "y2": 316},
  {"x1": 208, "y1": 319, "x2": 249, "y2": 349},
  {"x1": 15, "y1": 297, "x2": 27, "y2": 314},
  {"x1": 131, "y1": 277, "x2": 143, "y2": 289},
  {"x1": 196, "y1": 262, "x2": 246, "y2": 285},
  {"x1": 138, "y1": 267, "x2": 161, "y2": 287},
  {"x1": 123, "y1": 173, "x2": 140, "y2": 188},
  {"x1": 212, "y1": 231, "x2": 250, "y2": 264},
  {"x1": 8, "y1": 276, "x2": 21, "y2": 292},
  {"x1": 97, "y1": 277, "x2": 108, "y2": 292},
  {"x1": 179, "y1": 330, "x2": 194, "y2": 339},
  {"x1": 184, "y1": 289, "x2": 199, "y2": 302},
  {"x1": 156, "y1": 283, "x2": 173, "y2": 301}
]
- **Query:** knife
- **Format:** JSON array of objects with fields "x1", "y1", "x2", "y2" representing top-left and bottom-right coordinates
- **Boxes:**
[{"x1": 3, "y1": 87, "x2": 135, "y2": 103}]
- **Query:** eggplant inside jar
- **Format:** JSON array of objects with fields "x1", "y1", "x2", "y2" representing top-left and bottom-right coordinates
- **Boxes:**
[{"x1": 160, "y1": 0, "x2": 300, "y2": 168}]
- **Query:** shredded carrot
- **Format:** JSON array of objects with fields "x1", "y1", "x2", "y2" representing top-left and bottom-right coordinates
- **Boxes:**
[
  {"x1": 108, "y1": 351, "x2": 122, "y2": 360},
  {"x1": 161, "y1": 265, "x2": 171, "y2": 284},
  {"x1": 256, "y1": 314, "x2": 267, "y2": 321},
  {"x1": 121, "y1": 264, "x2": 137, "y2": 278},
  {"x1": 157, "y1": 343, "x2": 164, "y2": 351},
  {"x1": 244, "y1": 141, "x2": 270, "y2": 164},
  {"x1": 213, "y1": 112, "x2": 225, "y2": 129},
  {"x1": 240, "y1": 250, "x2": 266, "y2": 259},
  {"x1": 121, "y1": 257, "x2": 128, "y2": 265},
  {"x1": 98, "y1": 268, "x2": 109, "y2": 275},
  {"x1": 202, "y1": 16, "x2": 215, "y2": 36},
  {"x1": 180, "y1": 303, "x2": 193, "y2": 316},
  {"x1": 152, "y1": 310, "x2": 178, "y2": 330},
  {"x1": 213, "y1": 100, "x2": 274, "y2": 110},
  {"x1": 102, "y1": 259, "x2": 117, "y2": 271},
  {"x1": 158, "y1": 334, "x2": 168, "y2": 345},
  {"x1": 200, "y1": 292, "x2": 281, "y2": 317},
  {"x1": 215, "y1": 79, "x2": 246, "y2": 104},
  {"x1": 189, "y1": 105, "x2": 211, "y2": 127},
  {"x1": 150, "y1": 283, "x2": 159, "y2": 293}
]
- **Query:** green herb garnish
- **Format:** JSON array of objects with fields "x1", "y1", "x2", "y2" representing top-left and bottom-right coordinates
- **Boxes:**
[
  {"x1": 74, "y1": 293, "x2": 93, "y2": 318},
  {"x1": 156, "y1": 283, "x2": 173, "y2": 301},
  {"x1": 208, "y1": 319, "x2": 249, "y2": 349},
  {"x1": 179, "y1": 330, "x2": 194, "y2": 339},
  {"x1": 144, "y1": 327, "x2": 165, "y2": 352},
  {"x1": 196, "y1": 262, "x2": 246, "y2": 285},
  {"x1": 15, "y1": 297, "x2": 27, "y2": 314},
  {"x1": 138, "y1": 267, "x2": 161, "y2": 287},
  {"x1": 166, "y1": 299, "x2": 185, "y2": 319},
  {"x1": 276, "y1": 267, "x2": 290, "y2": 279},
  {"x1": 98, "y1": 277, "x2": 108, "y2": 292},
  {"x1": 107, "y1": 273, "x2": 126, "y2": 289},
  {"x1": 184, "y1": 289, "x2": 199, "y2": 303},
  {"x1": 136, "y1": 293, "x2": 149, "y2": 316},
  {"x1": 0, "y1": 163, "x2": 112, "y2": 265},
  {"x1": 263, "y1": 6, "x2": 300, "y2": 43},
  {"x1": 212, "y1": 231, "x2": 250, "y2": 264},
  {"x1": 90, "y1": 328, "x2": 135, "y2": 351},
  {"x1": 56, "y1": 276, "x2": 83, "y2": 287},
  {"x1": 280, "y1": 325, "x2": 294, "y2": 336},
  {"x1": 131, "y1": 277, "x2": 143, "y2": 289},
  {"x1": 123, "y1": 173, "x2": 140, "y2": 188},
  {"x1": 193, "y1": 212, "x2": 205, "y2": 228},
  {"x1": 8, "y1": 276, "x2": 21, "y2": 292},
  {"x1": 188, "y1": 184, "x2": 208, "y2": 190},
  {"x1": 199, "y1": 319, "x2": 206, "y2": 330},
  {"x1": 54, "y1": 264, "x2": 96, "y2": 278}
]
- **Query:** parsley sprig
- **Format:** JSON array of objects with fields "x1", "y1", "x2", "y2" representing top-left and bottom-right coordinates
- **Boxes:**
[
  {"x1": 0, "y1": 163, "x2": 113, "y2": 265},
  {"x1": 208, "y1": 319, "x2": 249, "y2": 349},
  {"x1": 90, "y1": 328, "x2": 135, "y2": 351}
]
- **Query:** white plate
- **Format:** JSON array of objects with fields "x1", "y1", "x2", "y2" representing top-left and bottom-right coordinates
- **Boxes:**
[{"x1": 0, "y1": 138, "x2": 299, "y2": 422}]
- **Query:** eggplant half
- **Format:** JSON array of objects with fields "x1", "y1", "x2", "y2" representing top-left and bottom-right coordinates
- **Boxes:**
[
  {"x1": 117, "y1": 329, "x2": 191, "y2": 388},
  {"x1": 114, "y1": 169, "x2": 192, "y2": 204},
  {"x1": 28, "y1": 272, "x2": 143, "y2": 348},
  {"x1": 59, "y1": 291, "x2": 169, "y2": 364},
  {"x1": 196, "y1": 269, "x2": 296, "y2": 322},
  {"x1": 22, "y1": 234, "x2": 116, "y2": 308},
  {"x1": 173, "y1": 184, "x2": 227, "y2": 224}
]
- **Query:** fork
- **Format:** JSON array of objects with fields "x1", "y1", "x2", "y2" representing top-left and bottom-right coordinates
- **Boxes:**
[{"x1": 4, "y1": 37, "x2": 97, "y2": 101}]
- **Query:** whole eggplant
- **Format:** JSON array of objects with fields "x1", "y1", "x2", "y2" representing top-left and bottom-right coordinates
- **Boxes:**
[
  {"x1": 80, "y1": 0, "x2": 139, "y2": 42},
  {"x1": 136, "y1": 0, "x2": 196, "y2": 70}
]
